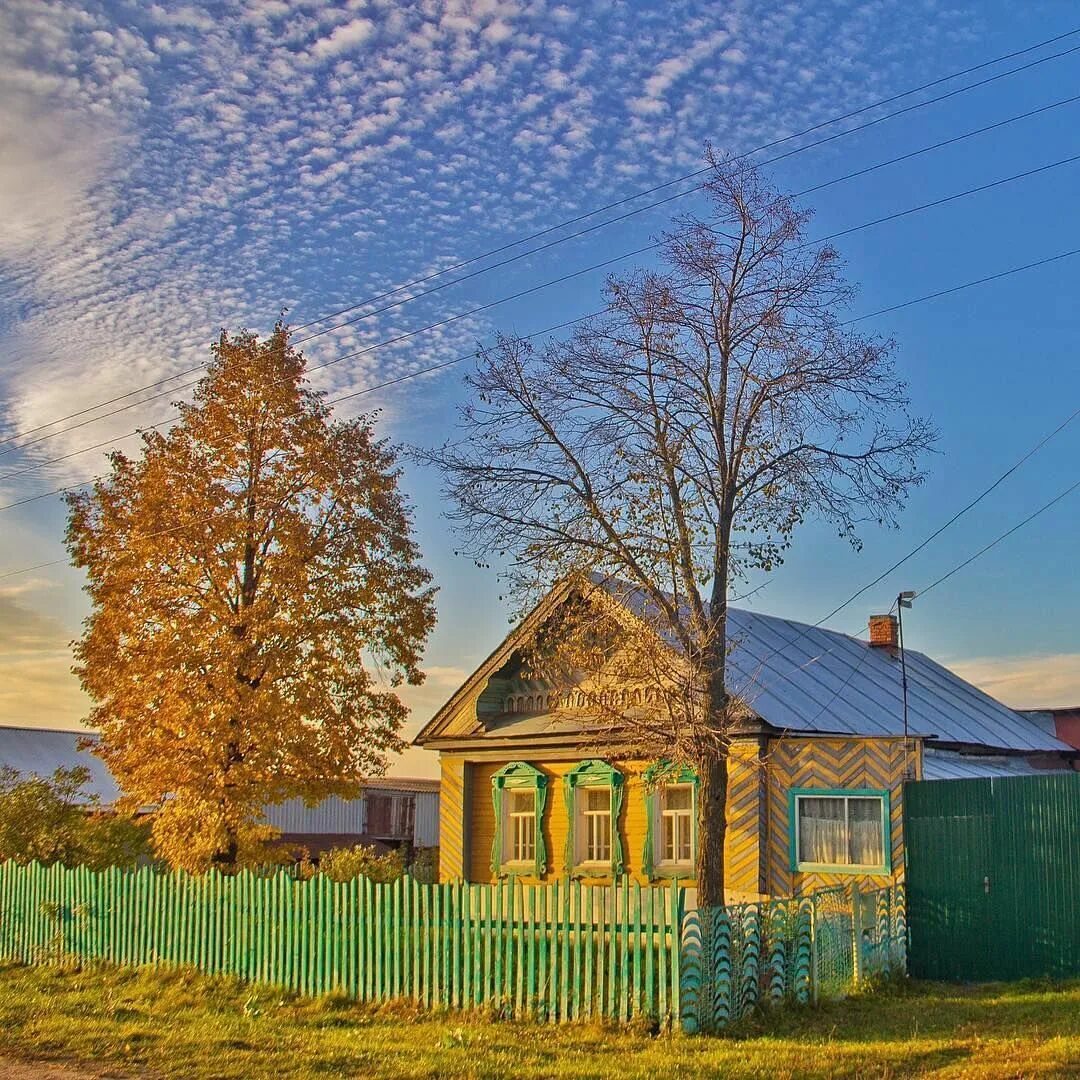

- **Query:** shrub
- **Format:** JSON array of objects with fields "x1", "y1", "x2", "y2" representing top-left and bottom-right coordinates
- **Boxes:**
[
  {"x1": 318, "y1": 844, "x2": 406, "y2": 883},
  {"x1": 409, "y1": 846, "x2": 439, "y2": 884},
  {"x1": 0, "y1": 765, "x2": 151, "y2": 869}
]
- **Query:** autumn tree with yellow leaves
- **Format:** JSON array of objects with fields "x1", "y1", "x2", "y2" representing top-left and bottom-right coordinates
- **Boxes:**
[{"x1": 66, "y1": 325, "x2": 436, "y2": 872}]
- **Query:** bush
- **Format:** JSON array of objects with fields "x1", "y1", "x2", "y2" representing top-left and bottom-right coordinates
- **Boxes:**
[
  {"x1": 409, "y1": 846, "x2": 439, "y2": 884},
  {"x1": 318, "y1": 844, "x2": 406, "y2": 883},
  {"x1": 0, "y1": 765, "x2": 151, "y2": 869}
]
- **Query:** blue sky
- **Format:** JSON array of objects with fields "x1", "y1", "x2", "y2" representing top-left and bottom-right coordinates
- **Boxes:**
[{"x1": 1, "y1": 0, "x2": 1078, "y2": 777}]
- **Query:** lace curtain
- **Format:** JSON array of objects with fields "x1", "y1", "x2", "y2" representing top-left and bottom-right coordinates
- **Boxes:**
[{"x1": 798, "y1": 796, "x2": 883, "y2": 866}]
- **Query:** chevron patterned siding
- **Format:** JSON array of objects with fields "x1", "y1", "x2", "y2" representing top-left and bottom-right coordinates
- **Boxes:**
[
  {"x1": 765, "y1": 737, "x2": 913, "y2": 897},
  {"x1": 724, "y1": 740, "x2": 768, "y2": 901}
]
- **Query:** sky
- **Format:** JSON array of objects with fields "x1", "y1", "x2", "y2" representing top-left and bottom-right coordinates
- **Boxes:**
[{"x1": 1, "y1": 0, "x2": 1078, "y2": 781}]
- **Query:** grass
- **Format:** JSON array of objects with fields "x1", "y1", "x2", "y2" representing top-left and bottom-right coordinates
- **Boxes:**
[{"x1": 0, "y1": 962, "x2": 1077, "y2": 1078}]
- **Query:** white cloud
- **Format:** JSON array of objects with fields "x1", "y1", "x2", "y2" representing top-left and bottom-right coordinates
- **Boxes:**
[
  {"x1": 949, "y1": 654, "x2": 1080, "y2": 710},
  {"x1": 310, "y1": 17, "x2": 375, "y2": 60}
]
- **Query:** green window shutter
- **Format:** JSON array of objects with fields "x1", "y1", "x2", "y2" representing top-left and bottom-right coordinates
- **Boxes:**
[
  {"x1": 563, "y1": 760, "x2": 624, "y2": 877},
  {"x1": 642, "y1": 760, "x2": 699, "y2": 881},
  {"x1": 490, "y1": 762, "x2": 548, "y2": 878}
]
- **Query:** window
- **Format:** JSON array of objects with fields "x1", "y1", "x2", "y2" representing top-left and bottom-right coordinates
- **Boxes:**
[
  {"x1": 790, "y1": 789, "x2": 890, "y2": 873},
  {"x1": 366, "y1": 793, "x2": 415, "y2": 839},
  {"x1": 490, "y1": 762, "x2": 548, "y2": 876},
  {"x1": 506, "y1": 788, "x2": 536, "y2": 864},
  {"x1": 563, "y1": 760, "x2": 624, "y2": 875},
  {"x1": 642, "y1": 761, "x2": 698, "y2": 879},
  {"x1": 659, "y1": 784, "x2": 694, "y2": 865},
  {"x1": 577, "y1": 786, "x2": 612, "y2": 864}
]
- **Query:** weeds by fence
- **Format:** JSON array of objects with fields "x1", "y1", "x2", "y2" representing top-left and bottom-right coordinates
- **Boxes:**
[{"x1": 0, "y1": 861, "x2": 682, "y2": 1025}]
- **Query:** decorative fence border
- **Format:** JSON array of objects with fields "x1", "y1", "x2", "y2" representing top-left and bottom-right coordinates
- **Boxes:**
[
  {"x1": 0, "y1": 862, "x2": 682, "y2": 1025},
  {"x1": 678, "y1": 885, "x2": 906, "y2": 1034}
]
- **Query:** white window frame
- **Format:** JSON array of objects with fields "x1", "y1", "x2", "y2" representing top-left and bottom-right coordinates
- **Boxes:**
[
  {"x1": 657, "y1": 782, "x2": 695, "y2": 869},
  {"x1": 574, "y1": 784, "x2": 613, "y2": 868},
  {"x1": 502, "y1": 787, "x2": 537, "y2": 868}
]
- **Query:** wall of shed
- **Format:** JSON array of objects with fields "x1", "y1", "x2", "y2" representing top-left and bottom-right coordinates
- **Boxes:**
[
  {"x1": 413, "y1": 791, "x2": 440, "y2": 847},
  {"x1": 264, "y1": 790, "x2": 440, "y2": 847}
]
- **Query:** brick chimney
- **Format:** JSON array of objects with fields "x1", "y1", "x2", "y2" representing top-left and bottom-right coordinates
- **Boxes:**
[{"x1": 868, "y1": 613, "x2": 899, "y2": 649}]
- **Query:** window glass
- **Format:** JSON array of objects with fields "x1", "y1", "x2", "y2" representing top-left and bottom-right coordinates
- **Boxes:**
[
  {"x1": 660, "y1": 783, "x2": 694, "y2": 864},
  {"x1": 796, "y1": 794, "x2": 884, "y2": 868},
  {"x1": 506, "y1": 788, "x2": 536, "y2": 864},
  {"x1": 580, "y1": 786, "x2": 611, "y2": 863}
]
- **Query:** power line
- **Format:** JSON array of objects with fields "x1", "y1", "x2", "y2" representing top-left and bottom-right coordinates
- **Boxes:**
[
  {"x1": 291, "y1": 28, "x2": 1080, "y2": 338},
  {"x1": 846, "y1": 246, "x2": 1080, "y2": 324},
  {"x1": 4, "y1": 29, "x2": 1080, "y2": 452},
  {"x1": 6, "y1": 92, "x2": 1080, "y2": 469},
  {"x1": 7, "y1": 205, "x2": 1080, "y2": 495},
  {"x1": 291, "y1": 44, "x2": 1080, "y2": 347},
  {"x1": 2, "y1": 280, "x2": 1078, "y2": 607},
  {"x1": 917, "y1": 476, "x2": 1080, "y2": 597}
]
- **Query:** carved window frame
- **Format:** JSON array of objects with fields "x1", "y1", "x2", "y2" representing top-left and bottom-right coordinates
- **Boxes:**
[
  {"x1": 563, "y1": 759, "x2": 624, "y2": 877},
  {"x1": 490, "y1": 761, "x2": 548, "y2": 877}
]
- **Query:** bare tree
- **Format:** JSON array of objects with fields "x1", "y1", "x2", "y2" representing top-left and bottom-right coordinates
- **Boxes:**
[{"x1": 423, "y1": 151, "x2": 935, "y2": 906}]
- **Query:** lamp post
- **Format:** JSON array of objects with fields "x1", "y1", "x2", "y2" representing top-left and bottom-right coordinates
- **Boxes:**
[{"x1": 897, "y1": 592, "x2": 916, "y2": 768}]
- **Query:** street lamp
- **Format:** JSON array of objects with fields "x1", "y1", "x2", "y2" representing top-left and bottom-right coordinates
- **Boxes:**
[{"x1": 897, "y1": 591, "x2": 916, "y2": 742}]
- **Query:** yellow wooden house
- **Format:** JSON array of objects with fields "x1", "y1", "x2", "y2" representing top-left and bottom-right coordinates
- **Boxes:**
[{"x1": 415, "y1": 577, "x2": 1074, "y2": 902}]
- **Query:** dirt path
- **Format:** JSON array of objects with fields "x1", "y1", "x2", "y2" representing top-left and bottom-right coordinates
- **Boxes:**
[{"x1": 0, "y1": 1057, "x2": 141, "y2": 1079}]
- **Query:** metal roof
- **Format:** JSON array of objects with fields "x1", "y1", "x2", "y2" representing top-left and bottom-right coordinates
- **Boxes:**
[
  {"x1": 0, "y1": 727, "x2": 120, "y2": 804},
  {"x1": 362, "y1": 777, "x2": 441, "y2": 793},
  {"x1": 922, "y1": 748, "x2": 1076, "y2": 781},
  {"x1": 600, "y1": 578, "x2": 1071, "y2": 754}
]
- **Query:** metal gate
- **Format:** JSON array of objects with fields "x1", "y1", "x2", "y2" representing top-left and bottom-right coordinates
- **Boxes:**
[{"x1": 904, "y1": 772, "x2": 1080, "y2": 980}]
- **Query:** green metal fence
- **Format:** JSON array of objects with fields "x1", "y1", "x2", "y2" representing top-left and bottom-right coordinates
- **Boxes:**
[
  {"x1": 905, "y1": 772, "x2": 1080, "y2": 981},
  {"x1": 0, "y1": 861, "x2": 683, "y2": 1024},
  {"x1": 678, "y1": 885, "x2": 906, "y2": 1034}
]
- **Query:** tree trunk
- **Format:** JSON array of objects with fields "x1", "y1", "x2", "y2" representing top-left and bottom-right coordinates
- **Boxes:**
[
  {"x1": 697, "y1": 538, "x2": 731, "y2": 908},
  {"x1": 696, "y1": 749, "x2": 728, "y2": 908},
  {"x1": 211, "y1": 833, "x2": 238, "y2": 871}
]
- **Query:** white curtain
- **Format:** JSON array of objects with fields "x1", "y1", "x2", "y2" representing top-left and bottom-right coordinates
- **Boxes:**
[
  {"x1": 798, "y1": 796, "x2": 883, "y2": 866},
  {"x1": 848, "y1": 797, "x2": 884, "y2": 866},
  {"x1": 798, "y1": 798, "x2": 847, "y2": 864}
]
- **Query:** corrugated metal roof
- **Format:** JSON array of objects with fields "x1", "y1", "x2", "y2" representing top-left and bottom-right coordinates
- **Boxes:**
[
  {"x1": 0, "y1": 727, "x2": 120, "y2": 804},
  {"x1": 922, "y1": 748, "x2": 1076, "y2": 781},
  {"x1": 363, "y1": 777, "x2": 440, "y2": 793},
  {"x1": 599, "y1": 578, "x2": 1071, "y2": 754}
]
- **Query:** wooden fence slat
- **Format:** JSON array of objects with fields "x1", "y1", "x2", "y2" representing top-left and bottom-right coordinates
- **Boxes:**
[{"x1": 0, "y1": 862, "x2": 701, "y2": 1030}]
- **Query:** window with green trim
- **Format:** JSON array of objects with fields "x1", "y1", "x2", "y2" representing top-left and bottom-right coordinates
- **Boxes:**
[
  {"x1": 642, "y1": 761, "x2": 698, "y2": 879},
  {"x1": 563, "y1": 760, "x2": 623, "y2": 876},
  {"x1": 789, "y1": 788, "x2": 891, "y2": 874},
  {"x1": 491, "y1": 762, "x2": 548, "y2": 876}
]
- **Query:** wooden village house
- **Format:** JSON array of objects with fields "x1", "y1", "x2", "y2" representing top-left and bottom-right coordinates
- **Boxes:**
[{"x1": 414, "y1": 577, "x2": 1077, "y2": 902}]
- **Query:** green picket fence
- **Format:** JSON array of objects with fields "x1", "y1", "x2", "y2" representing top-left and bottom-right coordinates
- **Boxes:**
[{"x1": 0, "y1": 861, "x2": 683, "y2": 1024}]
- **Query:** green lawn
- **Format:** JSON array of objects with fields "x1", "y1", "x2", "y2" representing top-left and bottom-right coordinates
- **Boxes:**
[{"x1": 0, "y1": 962, "x2": 1077, "y2": 1078}]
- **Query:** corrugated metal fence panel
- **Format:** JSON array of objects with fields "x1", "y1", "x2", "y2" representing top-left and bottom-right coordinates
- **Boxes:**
[
  {"x1": 263, "y1": 795, "x2": 366, "y2": 835},
  {"x1": 414, "y1": 792, "x2": 439, "y2": 847},
  {"x1": 990, "y1": 773, "x2": 1080, "y2": 980},
  {"x1": 904, "y1": 772, "x2": 1080, "y2": 980}
]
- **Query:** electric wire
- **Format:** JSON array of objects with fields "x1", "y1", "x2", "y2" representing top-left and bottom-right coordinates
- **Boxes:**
[{"x1": 4, "y1": 29, "x2": 1080, "y2": 450}]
